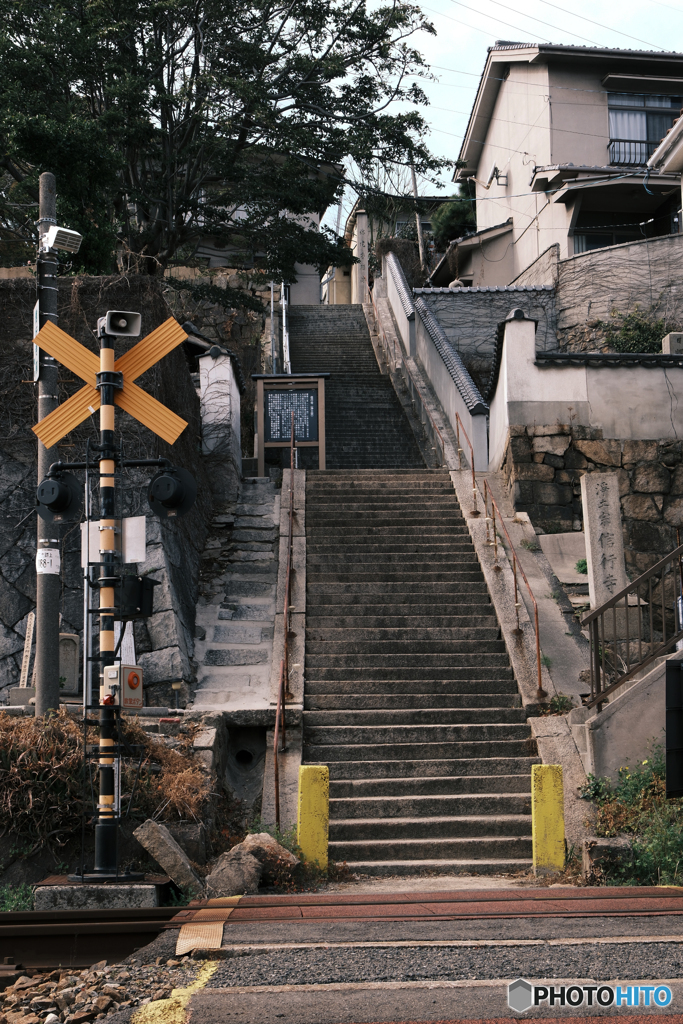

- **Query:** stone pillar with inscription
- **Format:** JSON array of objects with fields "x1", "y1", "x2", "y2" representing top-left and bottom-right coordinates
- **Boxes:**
[
  {"x1": 356, "y1": 209, "x2": 369, "y2": 305},
  {"x1": 581, "y1": 472, "x2": 629, "y2": 609}
]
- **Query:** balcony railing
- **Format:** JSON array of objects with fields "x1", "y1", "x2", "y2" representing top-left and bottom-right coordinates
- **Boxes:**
[{"x1": 609, "y1": 139, "x2": 659, "y2": 167}]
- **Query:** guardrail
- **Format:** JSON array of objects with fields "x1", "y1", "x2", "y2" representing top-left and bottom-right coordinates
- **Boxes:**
[
  {"x1": 581, "y1": 541, "x2": 683, "y2": 710},
  {"x1": 273, "y1": 413, "x2": 296, "y2": 830},
  {"x1": 454, "y1": 413, "x2": 479, "y2": 517},
  {"x1": 483, "y1": 480, "x2": 546, "y2": 702}
]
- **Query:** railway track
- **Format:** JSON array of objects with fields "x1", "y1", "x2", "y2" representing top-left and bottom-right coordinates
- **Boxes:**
[{"x1": 0, "y1": 907, "x2": 179, "y2": 971}]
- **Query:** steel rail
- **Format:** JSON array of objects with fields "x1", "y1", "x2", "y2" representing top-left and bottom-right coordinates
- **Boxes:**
[{"x1": 483, "y1": 481, "x2": 546, "y2": 702}]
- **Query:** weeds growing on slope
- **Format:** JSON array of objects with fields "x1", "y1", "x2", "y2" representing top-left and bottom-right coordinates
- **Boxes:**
[{"x1": 580, "y1": 744, "x2": 683, "y2": 884}]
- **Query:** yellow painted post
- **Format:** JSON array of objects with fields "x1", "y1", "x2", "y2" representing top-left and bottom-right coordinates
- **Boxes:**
[
  {"x1": 297, "y1": 765, "x2": 329, "y2": 870},
  {"x1": 531, "y1": 764, "x2": 565, "y2": 875}
]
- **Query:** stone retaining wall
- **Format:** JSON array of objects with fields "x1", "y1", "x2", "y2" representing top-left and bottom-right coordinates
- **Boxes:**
[
  {"x1": 502, "y1": 425, "x2": 683, "y2": 574},
  {"x1": 0, "y1": 275, "x2": 213, "y2": 707}
]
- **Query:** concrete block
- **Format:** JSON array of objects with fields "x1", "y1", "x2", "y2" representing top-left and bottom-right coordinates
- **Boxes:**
[
  {"x1": 582, "y1": 837, "x2": 632, "y2": 881},
  {"x1": 297, "y1": 765, "x2": 329, "y2": 870},
  {"x1": 133, "y1": 819, "x2": 203, "y2": 892},
  {"x1": 34, "y1": 885, "x2": 158, "y2": 910},
  {"x1": 193, "y1": 727, "x2": 217, "y2": 749}
]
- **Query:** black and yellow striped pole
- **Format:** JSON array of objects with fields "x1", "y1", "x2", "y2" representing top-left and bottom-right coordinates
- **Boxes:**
[{"x1": 93, "y1": 318, "x2": 122, "y2": 875}]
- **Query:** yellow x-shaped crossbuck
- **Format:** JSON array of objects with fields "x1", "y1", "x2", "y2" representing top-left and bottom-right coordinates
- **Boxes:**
[{"x1": 32, "y1": 318, "x2": 188, "y2": 448}]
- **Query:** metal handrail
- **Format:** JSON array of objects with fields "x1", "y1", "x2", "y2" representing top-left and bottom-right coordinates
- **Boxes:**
[
  {"x1": 281, "y1": 282, "x2": 291, "y2": 374},
  {"x1": 454, "y1": 413, "x2": 479, "y2": 516},
  {"x1": 581, "y1": 541, "x2": 683, "y2": 710},
  {"x1": 273, "y1": 413, "x2": 296, "y2": 830},
  {"x1": 483, "y1": 481, "x2": 546, "y2": 702},
  {"x1": 370, "y1": 290, "x2": 446, "y2": 466}
]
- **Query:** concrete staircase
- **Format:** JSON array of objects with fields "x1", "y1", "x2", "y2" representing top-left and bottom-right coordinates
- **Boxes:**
[
  {"x1": 304, "y1": 468, "x2": 539, "y2": 874},
  {"x1": 288, "y1": 305, "x2": 424, "y2": 469},
  {"x1": 192, "y1": 478, "x2": 280, "y2": 712}
]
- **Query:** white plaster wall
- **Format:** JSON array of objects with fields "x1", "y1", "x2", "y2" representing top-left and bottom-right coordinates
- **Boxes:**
[
  {"x1": 386, "y1": 263, "x2": 414, "y2": 355},
  {"x1": 415, "y1": 313, "x2": 488, "y2": 470},
  {"x1": 489, "y1": 322, "x2": 683, "y2": 468},
  {"x1": 289, "y1": 264, "x2": 321, "y2": 305},
  {"x1": 548, "y1": 65, "x2": 609, "y2": 168},
  {"x1": 199, "y1": 353, "x2": 241, "y2": 497}
]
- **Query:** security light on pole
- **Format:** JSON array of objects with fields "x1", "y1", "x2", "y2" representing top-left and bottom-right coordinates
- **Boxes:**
[{"x1": 41, "y1": 225, "x2": 83, "y2": 254}]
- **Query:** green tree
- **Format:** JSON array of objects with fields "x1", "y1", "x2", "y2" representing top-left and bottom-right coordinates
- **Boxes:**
[
  {"x1": 0, "y1": 0, "x2": 446, "y2": 276},
  {"x1": 429, "y1": 181, "x2": 476, "y2": 249}
]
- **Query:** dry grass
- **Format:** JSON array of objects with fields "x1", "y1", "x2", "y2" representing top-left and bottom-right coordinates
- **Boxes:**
[{"x1": 0, "y1": 710, "x2": 211, "y2": 856}]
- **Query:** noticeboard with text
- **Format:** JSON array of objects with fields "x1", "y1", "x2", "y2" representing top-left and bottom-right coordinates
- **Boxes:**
[{"x1": 264, "y1": 389, "x2": 319, "y2": 443}]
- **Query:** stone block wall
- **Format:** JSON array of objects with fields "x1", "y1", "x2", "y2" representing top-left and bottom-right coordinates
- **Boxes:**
[
  {"x1": 414, "y1": 286, "x2": 557, "y2": 383},
  {"x1": 0, "y1": 275, "x2": 213, "y2": 707},
  {"x1": 502, "y1": 425, "x2": 683, "y2": 575}
]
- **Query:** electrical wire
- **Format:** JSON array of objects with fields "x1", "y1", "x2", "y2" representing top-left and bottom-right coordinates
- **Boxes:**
[
  {"x1": 470, "y1": 0, "x2": 602, "y2": 47},
  {"x1": 533, "y1": 0, "x2": 666, "y2": 50}
]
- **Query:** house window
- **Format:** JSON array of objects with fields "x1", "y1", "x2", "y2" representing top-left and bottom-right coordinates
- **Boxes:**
[{"x1": 608, "y1": 93, "x2": 682, "y2": 166}]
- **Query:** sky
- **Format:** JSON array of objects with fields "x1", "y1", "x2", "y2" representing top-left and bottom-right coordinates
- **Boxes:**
[{"x1": 325, "y1": 0, "x2": 683, "y2": 233}]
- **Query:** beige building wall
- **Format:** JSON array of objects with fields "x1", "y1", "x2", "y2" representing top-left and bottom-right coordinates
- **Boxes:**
[{"x1": 548, "y1": 65, "x2": 609, "y2": 167}]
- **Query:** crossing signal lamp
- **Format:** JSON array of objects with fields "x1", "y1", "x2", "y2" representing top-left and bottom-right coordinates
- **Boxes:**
[
  {"x1": 36, "y1": 471, "x2": 83, "y2": 522},
  {"x1": 147, "y1": 466, "x2": 197, "y2": 518}
]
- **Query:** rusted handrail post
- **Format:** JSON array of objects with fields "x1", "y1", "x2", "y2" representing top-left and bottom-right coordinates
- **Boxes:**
[
  {"x1": 484, "y1": 481, "x2": 546, "y2": 701},
  {"x1": 455, "y1": 413, "x2": 479, "y2": 516}
]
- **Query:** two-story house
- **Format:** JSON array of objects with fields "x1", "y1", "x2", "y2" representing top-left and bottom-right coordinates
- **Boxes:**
[{"x1": 431, "y1": 43, "x2": 683, "y2": 287}]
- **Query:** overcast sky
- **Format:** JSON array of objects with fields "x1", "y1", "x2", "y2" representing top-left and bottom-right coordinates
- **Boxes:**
[{"x1": 325, "y1": 0, "x2": 683, "y2": 233}]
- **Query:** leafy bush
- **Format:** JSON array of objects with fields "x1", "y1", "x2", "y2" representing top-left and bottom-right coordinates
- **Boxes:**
[
  {"x1": 0, "y1": 883, "x2": 34, "y2": 911},
  {"x1": 575, "y1": 558, "x2": 587, "y2": 574},
  {"x1": 598, "y1": 307, "x2": 679, "y2": 354},
  {"x1": 579, "y1": 745, "x2": 683, "y2": 884}
]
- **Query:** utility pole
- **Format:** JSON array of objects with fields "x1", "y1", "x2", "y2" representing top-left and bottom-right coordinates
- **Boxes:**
[
  {"x1": 410, "y1": 159, "x2": 427, "y2": 274},
  {"x1": 34, "y1": 172, "x2": 61, "y2": 717}
]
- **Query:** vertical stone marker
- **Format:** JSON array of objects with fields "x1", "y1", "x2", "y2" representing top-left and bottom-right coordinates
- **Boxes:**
[{"x1": 581, "y1": 471, "x2": 629, "y2": 608}]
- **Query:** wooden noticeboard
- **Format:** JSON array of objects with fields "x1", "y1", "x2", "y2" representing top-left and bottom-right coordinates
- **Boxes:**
[{"x1": 254, "y1": 375, "x2": 328, "y2": 478}]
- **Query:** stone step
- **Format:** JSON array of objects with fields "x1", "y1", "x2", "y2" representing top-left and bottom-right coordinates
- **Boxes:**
[
  {"x1": 304, "y1": 739, "x2": 535, "y2": 761},
  {"x1": 304, "y1": 707, "x2": 526, "y2": 726},
  {"x1": 306, "y1": 595, "x2": 493, "y2": 608},
  {"x1": 305, "y1": 668, "x2": 515, "y2": 684},
  {"x1": 329, "y1": 813, "x2": 532, "y2": 839},
  {"x1": 328, "y1": 836, "x2": 533, "y2": 862},
  {"x1": 304, "y1": 723, "x2": 530, "y2": 745},
  {"x1": 319, "y1": 755, "x2": 541, "y2": 780},
  {"x1": 306, "y1": 616, "x2": 497, "y2": 629},
  {"x1": 307, "y1": 588, "x2": 490, "y2": 601},
  {"x1": 307, "y1": 572, "x2": 488, "y2": 584},
  {"x1": 305, "y1": 641, "x2": 507, "y2": 655},
  {"x1": 307, "y1": 547, "x2": 476, "y2": 561},
  {"x1": 329, "y1": 774, "x2": 531, "y2": 798},
  {"x1": 305, "y1": 628, "x2": 501, "y2": 643},
  {"x1": 305, "y1": 693, "x2": 521, "y2": 709},
  {"x1": 328, "y1": 858, "x2": 532, "y2": 876}
]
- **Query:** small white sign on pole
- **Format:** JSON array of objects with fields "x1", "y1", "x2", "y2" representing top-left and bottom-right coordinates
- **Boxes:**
[
  {"x1": 36, "y1": 548, "x2": 60, "y2": 575},
  {"x1": 80, "y1": 516, "x2": 146, "y2": 567},
  {"x1": 33, "y1": 301, "x2": 40, "y2": 381}
]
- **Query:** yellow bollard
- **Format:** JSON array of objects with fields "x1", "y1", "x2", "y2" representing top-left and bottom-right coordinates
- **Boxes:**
[
  {"x1": 297, "y1": 765, "x2": 329, "y2": 870},
  {"x1": 531, "y1": 764, "x2": 565, "y2": 875}
]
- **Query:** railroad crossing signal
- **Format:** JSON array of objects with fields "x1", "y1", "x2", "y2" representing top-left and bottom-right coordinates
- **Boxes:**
[{"x1": 31, "y1": 317, "x2": 188, "y2": 447}]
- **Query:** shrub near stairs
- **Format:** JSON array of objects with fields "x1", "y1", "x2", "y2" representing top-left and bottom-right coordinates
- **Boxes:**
[{"x1": 580, "y1": 746, "x2": 683, "y2": 885}]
